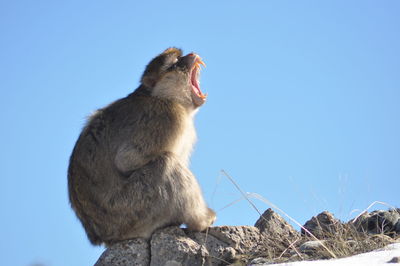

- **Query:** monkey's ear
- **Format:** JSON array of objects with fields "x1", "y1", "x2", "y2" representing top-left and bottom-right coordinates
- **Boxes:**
[{"x1": 141, "y1": 48, "x2": 183, "y2": 88}]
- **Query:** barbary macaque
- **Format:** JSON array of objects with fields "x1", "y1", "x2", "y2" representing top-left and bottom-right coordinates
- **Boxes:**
[{"x1": 68, "y1": 48, "x2": 216, "y2": 246}]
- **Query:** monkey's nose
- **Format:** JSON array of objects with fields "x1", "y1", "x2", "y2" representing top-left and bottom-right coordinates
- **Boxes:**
[
  {"x1": 184, "y1": 53, "x2": 206, "y2": 68},
  {"x1": 184, "y1": 53, "x2": 197, "y2": 60}
]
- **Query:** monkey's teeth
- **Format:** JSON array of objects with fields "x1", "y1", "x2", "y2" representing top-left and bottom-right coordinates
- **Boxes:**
[
  {"x1": 193, "y1": 55, "x2": 206, "y2": 68},
  {"x1": 198, "y1": 59, "x2": 206, "y2": 67}
]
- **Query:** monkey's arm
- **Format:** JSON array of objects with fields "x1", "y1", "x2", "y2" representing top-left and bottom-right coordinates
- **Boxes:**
[
  {"x1": 113, "y1": 98, "x2": 182, "y2": 174},
  {"x1": 114, "y1": 142, "x2": 155, "y2": 174}
]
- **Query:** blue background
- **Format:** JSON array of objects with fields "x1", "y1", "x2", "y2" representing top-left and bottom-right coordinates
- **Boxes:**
[{"x1": 1, "y1": 1, "x2": 399, "y2": 265}]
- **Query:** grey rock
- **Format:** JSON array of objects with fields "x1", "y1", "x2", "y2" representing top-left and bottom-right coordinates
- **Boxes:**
[
  {"x1": 353, "y1": 209, "x2": 400, "y2": 235},
  {"x1": 188, "y1": 230, "x2": 237, "y2": 264},
  {"x1": 148, "y1": 222, "x2": 285, "y2": 265},
  {"x1": 208, "y1": 226, "x2": 261, "y2": 254},
  {"x1": 150, "y1": 226, "x2": 241, "y2": 266},
  {"x1": 94, "y1": 209, "x2": 400, "y2": 266},
  {"x1": 150, "y1": 227, "x2": 208, "y2": 266},
  {"x1": 301, "y1": 211, "x2": 341, "y2": 238},
  {"x1": 395, "y1": 220, "x2": 400, "y2": 233},
  {"x1": 255, "y1": 208, "x2": 300, "y2": 241},
  {"x1": 95, "y1": 225, "x2": 268, "y2": 266},
  {"x1": 93, "y1": 208, "x2": 308, "y2": 265},
  {"x1": 248, "y1": 257, "x2": 274, "y2": 265},
  {"x1": 388, "y1": 256, "x2": 400, "y2": 263},
  {"x1": 94, "y1": 238, "x2": 149, "y2": 266},
  {"x1": 163, "y1": 262, "x2": 182, "y2": 266},
  {"x1": 299, "y1": 240, "x2": 326, "y2": 253}
]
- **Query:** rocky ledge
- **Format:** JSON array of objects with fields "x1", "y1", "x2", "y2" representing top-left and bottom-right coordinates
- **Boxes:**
[{"x1": 95, "y1": 208, "x2": 400, "y2": 266}]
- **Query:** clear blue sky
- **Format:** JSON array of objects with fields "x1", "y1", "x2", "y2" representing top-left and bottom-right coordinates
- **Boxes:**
[{"x1": 1, "y1": 1, "x2": 399, "y2": 265}]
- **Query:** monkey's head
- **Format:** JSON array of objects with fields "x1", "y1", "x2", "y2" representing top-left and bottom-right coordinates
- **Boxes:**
[{"x1": 141, "y1": 48, "x2": 207, "y2": 108}]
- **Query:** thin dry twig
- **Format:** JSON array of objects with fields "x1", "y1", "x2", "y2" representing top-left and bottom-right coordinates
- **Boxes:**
[
  {"x1": 221, "y1": 170, "x2": 263, "y2": 217},
  {"x1": 278, "y1": 237, "x2": 301, "y2": 259},
  {"x1": 217, "y1": 197, "x2": 246, "y2": 212}
]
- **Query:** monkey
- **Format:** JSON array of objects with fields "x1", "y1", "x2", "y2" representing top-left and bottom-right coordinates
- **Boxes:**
[{"x1": 68, "y1": 48, "x2": 216, "y2": 246}]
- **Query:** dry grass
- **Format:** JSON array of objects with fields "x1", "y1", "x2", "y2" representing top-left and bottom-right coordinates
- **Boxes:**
[
  {"x1": 298, "y1": 223, "x2": 396, "y2": 260},
  {"x1": 230, "y1": 218, "x2": 398, "y2": 265},
  {"x1": 219, "y1": 170, "x2": 399, "y2": 265}
]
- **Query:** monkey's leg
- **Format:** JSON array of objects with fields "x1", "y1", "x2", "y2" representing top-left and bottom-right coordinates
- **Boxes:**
[
  {"x1": 110, "y1": 152, "x2": 215, "y2": 241},
  {"x1": 158, "y1": 153, "x2": 217, "y2": 232}
]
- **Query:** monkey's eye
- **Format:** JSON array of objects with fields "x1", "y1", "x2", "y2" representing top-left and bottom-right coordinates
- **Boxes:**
[{"x1": 172, "y1": 57, "x2": 179, "y2": 64}]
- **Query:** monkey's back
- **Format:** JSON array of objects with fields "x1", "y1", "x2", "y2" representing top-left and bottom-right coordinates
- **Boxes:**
[{"x1": 68, "y1": 92, "x2": 186, "y2": 245}]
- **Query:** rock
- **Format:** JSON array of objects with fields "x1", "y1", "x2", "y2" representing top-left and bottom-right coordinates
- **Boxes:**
[
  {"x1": 299, "y1": 240, "x2": 325, "y2": 253},
  {"x1": 254, "y1": 208, "x2": 300, "y2": 241},
  {"x1": 208, "y1": 226, "x2": 261, "y2": 254},
  {"x1": 249, "y1": 257, "x2": 274, "y2": 265},
  {"x1": 95, "y1": 225, "x2": 267, "y2": 266},
  {"x1": 301, "y1": 211, "x2": 341, "y2": 238},
  {"x1": 395, "y1": 220, "x2": 400, "y2": 234},
  {"x1": 150, "y1": 226, "x2": 237, "y2": 266},
  {"x1": 353, "y1": 209, "x2": 400, "y2": 235},
  {"x1": 94, "y1": 209, "x2": 298, "y2": 266},
  {"x1": 94, "y1": 209, "x2": 400, "y2": 265},
  {"x1": 254, "y1": 209, "x2": 301, "y2": 258},
  {"x1": 189, "y1": 230, "x2": 237, "y2": 264},
  {"x1": 150, "y1": 227, "x2": 208, "y2": 266},
  {"x1": 94, "y1": 238, "x2": 149, "y2": 266},
  {"x1": 388, "y1": 256, "x2": 400, "y2": 263}
]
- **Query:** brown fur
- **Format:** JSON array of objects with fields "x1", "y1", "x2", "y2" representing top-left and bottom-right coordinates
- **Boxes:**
[{"x1": 68, "y1": 48, "x2": 216, "y2": 246}]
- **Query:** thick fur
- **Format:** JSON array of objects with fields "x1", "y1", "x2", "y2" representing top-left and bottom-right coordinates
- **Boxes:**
[{"x1": 68, "y1": 48, "x2": 216, "y2": 246}]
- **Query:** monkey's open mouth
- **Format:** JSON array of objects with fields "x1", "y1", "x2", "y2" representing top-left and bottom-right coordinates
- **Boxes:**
[{"x1": 189, "y1": 54, "x2": 207, "y2": 106}]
